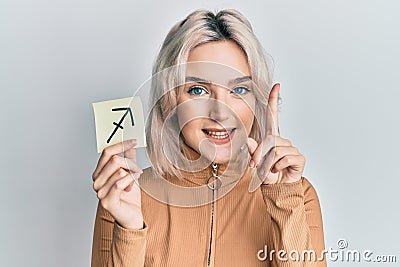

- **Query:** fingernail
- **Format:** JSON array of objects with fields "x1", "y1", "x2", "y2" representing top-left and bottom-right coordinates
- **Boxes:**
[
  {"x1": 129, "y1": 139, "x2": 136, "y2": 145},
  {"x1": 259, "y1": 168, "x2": 265, "y2": 176},
  {"x1": 249, "y1": 160, "x2": 255, "y2": 168}
]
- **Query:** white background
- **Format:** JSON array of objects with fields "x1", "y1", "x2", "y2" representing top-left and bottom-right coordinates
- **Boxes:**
[{"x1": 1, "y1": 0, "x2": 399, "y2": 266}]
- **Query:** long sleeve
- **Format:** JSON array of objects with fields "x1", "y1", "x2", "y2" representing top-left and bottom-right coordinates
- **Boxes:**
[
  {"x1": 91, "y1": 202, "x2": 148, "y2": 267},
  {"x1": 260, "y1": 177, "x2": 326, "y2": 267}
]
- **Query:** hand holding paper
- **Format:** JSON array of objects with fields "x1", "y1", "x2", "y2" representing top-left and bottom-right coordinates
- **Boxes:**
[{"x1": 92, "y1": 96, "x2": 147, "y2": 230}]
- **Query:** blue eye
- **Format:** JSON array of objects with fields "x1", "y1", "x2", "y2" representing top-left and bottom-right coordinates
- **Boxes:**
[
  {"x1": 232, "y1": 86, "x2": 250, "y2": 95},
  {"x1": 188, "y1": 86, "x2": 207, "y2": 96}
]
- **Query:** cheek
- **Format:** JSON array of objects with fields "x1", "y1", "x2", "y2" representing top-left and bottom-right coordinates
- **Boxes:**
[
  {"x1": 234, "y1": 101, "x2": 255, "y2": 134},
  {"x1": 180, "y1": 119, "x2": 202, "y2": 145},
  {"x1": 241, "y1": 110, "x2": 254, "y2": 133},
  {"x1": 180, "y1": 121, "x2": 192, "y2": 137}
]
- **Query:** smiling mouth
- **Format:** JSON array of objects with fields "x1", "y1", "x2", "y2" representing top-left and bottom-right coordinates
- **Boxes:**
[{"x1": 202, "y1": 128, "x2": 236, "y2": 139}]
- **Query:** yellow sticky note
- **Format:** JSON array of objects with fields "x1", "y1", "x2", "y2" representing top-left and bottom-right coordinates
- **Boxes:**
[{"x1": 92, "y1": 96, "x2": 146, "y2": 153}]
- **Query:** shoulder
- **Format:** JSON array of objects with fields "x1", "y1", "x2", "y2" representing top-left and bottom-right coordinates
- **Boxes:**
[
  {"x1": 301, "y1": 176, "x2": 321, "y2": 204},
  {"x1": 142, "y1": 166, "x2": 154, "y2": 177},
  {"x1": 301, "y1": 176, "x2": 323, "y2": 220},
  {"x1": 139, "y1": 166, "x2": 168, "y2": 205},
  {"x1": 140, "y1": 166, "x2": 163, "y2": 183}
]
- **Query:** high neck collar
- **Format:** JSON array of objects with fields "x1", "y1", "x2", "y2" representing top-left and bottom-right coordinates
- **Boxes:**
[{"x1": 166, "y1": 140, "x2": 249, "y2": 186}]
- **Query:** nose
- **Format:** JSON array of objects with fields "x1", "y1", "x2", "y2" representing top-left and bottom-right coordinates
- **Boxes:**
[{"x1": 209, "y1": 86, "x2": 229, "y2": 123}]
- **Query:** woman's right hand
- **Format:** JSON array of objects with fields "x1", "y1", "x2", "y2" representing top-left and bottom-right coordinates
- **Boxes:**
[{"x1": 92, "y1": 139, "x2": 144, "y2": 230}]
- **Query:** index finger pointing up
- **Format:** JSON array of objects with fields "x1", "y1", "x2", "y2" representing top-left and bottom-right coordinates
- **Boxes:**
[{"x1": 266, "y1": 83, "x2": 280, "y2": 136}]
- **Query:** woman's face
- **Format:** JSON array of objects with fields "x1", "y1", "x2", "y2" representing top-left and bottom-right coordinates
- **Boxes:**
[{"x1": 177, "y1": 40, "x2": 255, "y2": 163}]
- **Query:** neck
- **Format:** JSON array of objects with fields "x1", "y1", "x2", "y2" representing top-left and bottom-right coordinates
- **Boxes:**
[
  {"x1": 173, "y1": 140, "x2": 249, "y2": 184},
  {"x1": 181, "y1": 140, "x2": 228, "y2": 168}
]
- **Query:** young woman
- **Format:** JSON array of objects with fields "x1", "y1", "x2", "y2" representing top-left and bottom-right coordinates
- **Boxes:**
[{"x1": 91, "y1": 9, "x2": 326, "y2": 267}]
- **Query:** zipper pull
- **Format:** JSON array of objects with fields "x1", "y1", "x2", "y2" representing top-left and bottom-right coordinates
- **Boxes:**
[{"x1": 207, "y1": 162, "x2": 222, "y2": 190}]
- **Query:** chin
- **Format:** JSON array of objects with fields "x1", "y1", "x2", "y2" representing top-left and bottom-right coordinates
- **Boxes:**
[
  {"x1": 195, "y1": 138, "x2": 237, "y2": 164},
  {"x1": 212, "y1": 158, "x2": 230, "y2": 164},
  {"x1": 211, "y1": 149, "x2": 232, "y2": 164}
]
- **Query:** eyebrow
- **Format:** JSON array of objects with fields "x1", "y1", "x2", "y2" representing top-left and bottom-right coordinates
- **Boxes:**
[
  {"x1": 185, "y1": 76, "x2": 212, "y2": 84},
  {"x1": 185, "y1": 76, "x2": 252, "y2": 86}
]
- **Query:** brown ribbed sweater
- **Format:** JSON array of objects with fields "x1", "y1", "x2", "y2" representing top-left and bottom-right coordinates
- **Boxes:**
[{"x1": 91, "y1": 163, "x2": 326, "y2": 267}]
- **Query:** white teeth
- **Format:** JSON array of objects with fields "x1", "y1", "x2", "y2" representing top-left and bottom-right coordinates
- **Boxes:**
[
  {"x1": 209, "y1": 132, "x2": 228, "y2": 139},
  {"x1": 208, "y1": 131, "x2": 228, "y2": 136},
  {"x1": 203, "y1": 129, "x2": 234, "y2": 139}
]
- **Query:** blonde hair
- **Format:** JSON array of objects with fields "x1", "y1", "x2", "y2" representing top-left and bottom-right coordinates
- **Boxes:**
[{"x1": 146, "y1": 9, "x2": 274, "y2": 178}]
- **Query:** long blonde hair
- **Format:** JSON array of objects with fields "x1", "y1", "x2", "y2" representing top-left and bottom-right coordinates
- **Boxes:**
[{"x1": 146, "y1": 9, "x2": 274, "y2": 178}]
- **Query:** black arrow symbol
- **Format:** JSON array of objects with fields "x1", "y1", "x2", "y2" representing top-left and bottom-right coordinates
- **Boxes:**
[{"x1": 107, "y1": 107, "x2": 135, "y2": 143}]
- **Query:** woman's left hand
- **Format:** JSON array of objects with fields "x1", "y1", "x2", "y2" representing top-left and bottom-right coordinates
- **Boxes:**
[{"x1": 247, "y1": 83, "x2": 306, "y2": 184}]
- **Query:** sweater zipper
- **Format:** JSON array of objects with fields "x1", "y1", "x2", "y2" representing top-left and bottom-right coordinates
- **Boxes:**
[{"x1": 206, "y1": 162, "x2": 221, "y2": 266}]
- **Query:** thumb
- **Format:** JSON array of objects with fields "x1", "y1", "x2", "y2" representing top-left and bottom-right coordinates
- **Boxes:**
[{"x1": 247, "y1": 137, "x2": 263, "y2": 168}]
